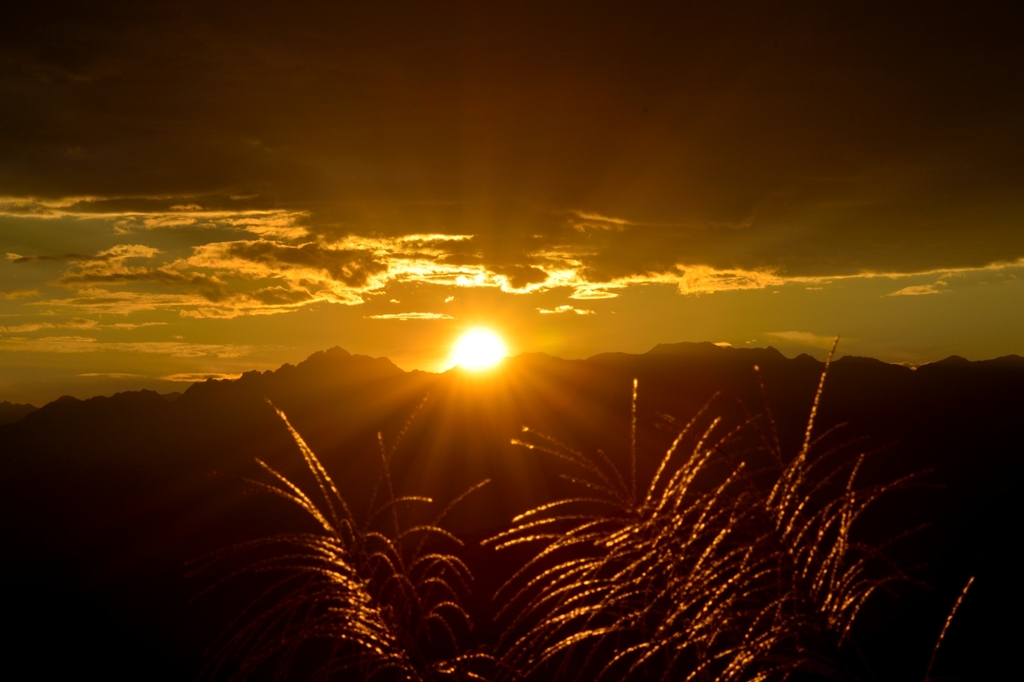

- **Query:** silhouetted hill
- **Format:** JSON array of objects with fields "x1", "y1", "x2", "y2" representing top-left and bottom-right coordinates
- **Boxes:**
[
  {"x1": 0, "y1": 344, "x2": 1021, "y2": 680},
  {"x1": 0, "y1": 400, "x2": 36, "y2": 425}
]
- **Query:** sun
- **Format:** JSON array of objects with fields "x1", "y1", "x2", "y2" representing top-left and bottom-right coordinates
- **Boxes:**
[{"x1": 448, "y1": 328, "x2": 508, "y2": 371}]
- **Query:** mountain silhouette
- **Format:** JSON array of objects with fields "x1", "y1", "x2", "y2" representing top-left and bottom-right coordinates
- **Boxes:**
[
  {"x1": 0, "y1": 400, "x2": 37, "y2": 425},
  {"x1": 0, "y1": 343, "x2": 1020, "y2": 679}
]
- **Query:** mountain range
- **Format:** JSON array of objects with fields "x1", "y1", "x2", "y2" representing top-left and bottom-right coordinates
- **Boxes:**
[{"x1": 1, "y1": 343, "x2": 1020, "y2": 680}]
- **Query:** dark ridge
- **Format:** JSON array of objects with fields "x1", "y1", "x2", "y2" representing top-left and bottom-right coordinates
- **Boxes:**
[
  {"x1": 831, "y1": 355, "x2": 916, "y2": 378},
  {"x1": 983, "y1": 354, "x2": 1024, "y2": 367},
  {"x1": 584, "y1": 350, "x2": 634, "y2": 363},
  {"x1": 645, "y1": 340, "x2": 726, "y2": 355},
  {"x1": 0, "y1": 343, "x2": 1020, "y2": 679},
  {"x1": 644, "y1": 342, "x2": 789, "y2": 364},
  {"x1": 832, "y1": 355, "x2": 898, "y2": 368},
  {"x1": 928, "y1": 354, "x2": 971, "y2": 366},
  {"x1": 509, "y1": 350, "x2": 560, "y2": 361},
  {"x1": 792, "y1": 352, "x2": 822, "y2": 364},
  {"x1": 0, "y1": 400, "x2": 37, "y2": 425}
]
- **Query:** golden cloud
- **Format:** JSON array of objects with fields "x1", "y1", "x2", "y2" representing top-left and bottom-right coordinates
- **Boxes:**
[
  {"x1": 0, "y1": 195, "x2": 309, "y2": 239},
  {"x1": 24, "y1": 241, "x2": 1024, "y2": 323},
  {"x1": 1, "y1": 323, "x2": 53, "y2": 333},
  {"x1": 8, "y1": 197, "x2": 1024, "y2": 324},
  {"x1": 537, "y1": 305, "x2": 595, "y2": 315},
  {"x1": 184, "y1": 235, "x2": 584, "y2": 309},
  {"x1": 0, "y1": 335, "x2": 253, "y2": 357},
  {"x1": 789, "y1": 258, "x2": 1024, "y2": 285},
  {"x1": 0, "y1": 288, "x2": 40, "y2": 299},
  {"x1": 364, "y1": 312, "x2": 454, "y2": 320},
  {"x1": 31, "y1": 289, "x2": 213, "y2": 315},
  {"x1": 570, "y1": 211, "x2": 633, "y2": 232},
  {"x1": 0, "y1": 318, "x2": 165, "y2": 332},
  {"x1": 885, "y1": 283, "x2": 947, "y2": 297},
  {"x1": 161, "y1": 372, "x2": 244, "y2": 382},
  {"x1": 767, "y1": 331, "x2": 839, "y2": 348},
  {"x1": 106, "y1": 322, "x2": 167, "y2": 329},
  {"x1": 569, "y1": 286, "x2": 622, "y2": 300}
]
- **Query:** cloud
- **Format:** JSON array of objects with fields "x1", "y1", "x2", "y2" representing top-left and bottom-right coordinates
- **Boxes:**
[
  {"x1": 7, "y1": 244, "x2": 160, "y2": 265},
  {"x1": 26, "y1": 237, "x2": 1024, "y2": 326},
  {"x1": 490, "y1": 264, "x2": 551, "y2": 289},
  {"x1": 30, "y1": 289, "x2": 213, "y2": 315},
  {"x1": 0, "y1": 320, "x2": 95, "y2": 333},
  {"x1": 1, "y1": 323, "x2": 53, "y2": 333},
  {"x1": 178, "y1": 303, "x2": 311, "y2": 319},
  {"x1": 50, "y1": 246, "x2": 230, "y2": 301},
  {"x1": 789, "y1": 259, "x2": 1024, "y2": 286},
  {"x1": 0, "y1": 288, "x2": 39, "y2": 299},
  {"x1": 397, "y1": 234, "x2": 474, "y2": 244},
  {"x1": 161, "y1": 372, "x2": 244, "y2": 382},
  {"x1": 885, "y1": 283, "x2": 947, "y2": 297},
  {"x1": 0, "y1": 318, "x2": 166, "y2": 332},
  {"x1": 0, "y1": 335, "x2": 253, "y2": 357},
  {"x1": 0, "y1": 196, "x2": 309, "y2": 239},
  {"x1": 8, "y1": 252, "x2": 94, "y2": 263},
  {"x1": 182, "y1": 234, "x2": 580, "y2": 315},
  {"x1": 364, "y1": 312, "x2": 453, "y2": 320},
  {"x1": 105, "y1": 322, "x2": 167, "y2": 329},
  {"x1": 9, "y1": 195, "x2": 1024, "y2": 324},
  {"x1": 766, "y1": 331, "x2": 838, "y2": 348},
  {"x1": 200, "y1": 240, "x2": 387, "y2": 288},
  {"x1": 0, "y1": 196, "x2": 95, "y2": 218},
  {"x1": 562, "y1": 264, "x2": 782, "y2": 299},
  {"x1": 58, "y1": 266, "x2": 229, "y2": 300},
  {"x1": 78, "y1": 372, "x2": 140, "y2": 378},
  {"x1": 569, "y1": 211, "x2": 634, "y2": 232},
  {"x1": 665, "y1": 266, "x2": 784, "y2": 295},
  {"x1": 537, "y1": 305, "x2": 595, "y2": 315},
  {"x1": 4, "y1": 6, "x2": 1024, "y2": 297},
  {"x1": 569, "y1": 284, "x2": 624, "y2": 300}
]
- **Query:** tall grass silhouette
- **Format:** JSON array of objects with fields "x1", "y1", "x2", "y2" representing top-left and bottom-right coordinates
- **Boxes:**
[
  {"x1": 197, "y1": 343, "x2": 972, "y2": 681},
  {"x1": 193, "y1": 403, "x2": 493, "y2": 681},
  {"x1": 486, "y1": 340, "x2": 920, "y2": 681}
]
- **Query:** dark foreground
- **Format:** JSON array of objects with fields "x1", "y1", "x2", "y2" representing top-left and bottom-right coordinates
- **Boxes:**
[{"x1": 1, "y1": 343, "x2": 1020, "y2": 679}]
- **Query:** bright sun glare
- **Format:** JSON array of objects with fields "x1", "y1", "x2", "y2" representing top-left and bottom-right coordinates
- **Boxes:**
[{"x1": 449, "y1": 328, "x2": 508, "y2": 371}]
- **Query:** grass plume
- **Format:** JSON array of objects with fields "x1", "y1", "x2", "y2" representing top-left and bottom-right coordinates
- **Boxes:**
[
  {"x1": 192, "y1": 402, "x2": 493, "y2": 681},
  {"x1": 193, "y1": 341, "x2": 972, "y2": 680},
  {"x1": 486, "y1": 339, "x2": 920, "y2": 681},
  {"x1": 925, "y1": 577, "x2": 974, "y2": 682}
]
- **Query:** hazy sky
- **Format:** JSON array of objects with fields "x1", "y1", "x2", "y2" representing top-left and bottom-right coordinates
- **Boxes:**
[{"x1": 2, "y1": 2, "x2": 1023, "y2": 404}]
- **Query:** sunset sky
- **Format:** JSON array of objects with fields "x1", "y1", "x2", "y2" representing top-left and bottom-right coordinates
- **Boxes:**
[{"x1": 2, "y1": 2, "x2": 1023, "y2": 405}]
